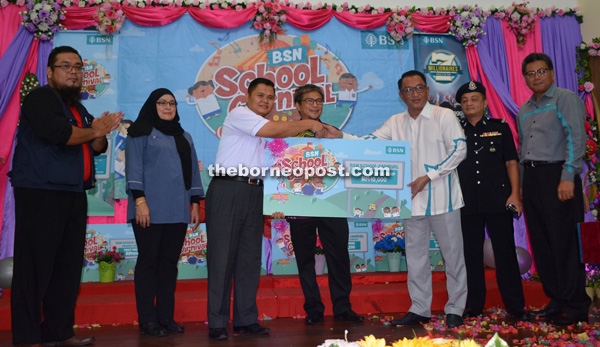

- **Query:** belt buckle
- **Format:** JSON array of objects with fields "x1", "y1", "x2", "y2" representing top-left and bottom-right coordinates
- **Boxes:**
[
  {"x1": 248, "y1": 177, "x2": 260, "y2": 185},
  {"x1": 529, "y1": 161, "x2": 536, "y2": 168}
]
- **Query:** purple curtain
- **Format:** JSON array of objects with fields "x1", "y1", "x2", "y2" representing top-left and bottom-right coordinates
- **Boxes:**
[
  {"x1": 476, "y1": 17, "x2": 520, "y2": 120},
  {"x1": 0, "y1": 27, "x2": 34, "y2": 120},
  {"x1": 539, "y1": 15, "x2": 582, "y2": 93}
]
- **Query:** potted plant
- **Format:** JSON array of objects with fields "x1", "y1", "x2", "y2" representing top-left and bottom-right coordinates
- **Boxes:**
[
  {"x1": 95, "y1": 246, "x2": 124, "y2": 283},
  {"x1": 585, "y1": 264, "x2": 600, "y2": 300},
  {"x1": 315, "y1": 235, "x2": 326, "y2": 275},
  {"x1": 374, "y1": 235, "x2": 405, "y2": 272}
]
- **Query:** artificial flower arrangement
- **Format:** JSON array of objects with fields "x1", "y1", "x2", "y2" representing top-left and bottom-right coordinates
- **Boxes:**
[
  {"x1": 252, "y1": 0, "x2": 287, "y2": 43},
  {"x1": 19, "y1": 0, "x2": 66, "y2": 41},
  {"x1": 576, "y1": 37, "x2": 600, "y2": 218},
  {"x1": 504, "y1": 1, "x2": 536, "y2": 47},
  {"x1": 95, "y1": 246, "x2": 125, "y2": 264},
  {"x1": 94, "y1": 1, "x2": 125, "y2": 35},
  {"x1": 586, "y1": 264, "x2": 600, "y2": 290},
  {"x1": 374, "y1": 234, "x2": 404, "y2": 254},
  {"x1": 318, "y1": 332, "x2": 497, "y2": 347},
  {"x1": 385, "y1": 7, "x2": 414, "y2": 44},
  {"x1": 447, "y1": 4, "x2": 488, "y2": 47},
  {"x1": 20, "y1": 72, "x2": 39, "y2": 105}
]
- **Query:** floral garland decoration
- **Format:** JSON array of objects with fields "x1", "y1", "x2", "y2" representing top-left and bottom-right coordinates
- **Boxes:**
[
  {"x1": 504, "y1": 1, "x2": 536, "y2": 47},
  {"x1": 20, "y1": 0, "x2": 66, "y2": 41},
  {"x1": 20, "y1": 72, "x2": 39, "y2": 105},
  {"x1": 576, "y1": 38, "x2": 600, "y2": 218},
  {"x1": 252, "y1": 0, "x2": 287, "y2": 43},
  {"x1": 447, "y1": 4, "x2": 489, "y2": 47},
  {"x1": 94, "y1": 1, "x2": 125, "y2": 35},
  {"x1": 385, "y1": 7, "x2": 414, "y2": 44}
]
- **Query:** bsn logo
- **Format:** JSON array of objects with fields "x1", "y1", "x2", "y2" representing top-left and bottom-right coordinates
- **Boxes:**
[{"x1": 422, "y1": 36, "x2": 444, "y2": 45}]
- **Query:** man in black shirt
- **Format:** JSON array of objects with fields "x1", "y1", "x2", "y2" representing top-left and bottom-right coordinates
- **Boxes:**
[{"x1": 9, "y1": 46, "x2": 122, "y2": 346}]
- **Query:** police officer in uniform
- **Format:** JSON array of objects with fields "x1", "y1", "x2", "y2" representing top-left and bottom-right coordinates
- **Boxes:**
[{"x1": 456, "y1": 81, "x2": 530, "y2": 320}]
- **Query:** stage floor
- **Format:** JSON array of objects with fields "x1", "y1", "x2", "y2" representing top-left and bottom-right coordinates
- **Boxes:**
[{"x1": 1, "y1": 307, "x2": 599, "y2": 347}]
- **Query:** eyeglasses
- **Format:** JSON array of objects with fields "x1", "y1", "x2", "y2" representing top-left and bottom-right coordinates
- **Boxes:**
[
  {"x1": 52, "y1": 65, "x2": 83, "y2": 73},
  {"x1": 302, "y1": 98, "x2": 324, "y2": 105},
  {"x1": 400, "y1": 84, "x2": 427, "y2": 95},
  {"x1": 524, "y1": 67, "x2": 550, "y2": 78},
  {"x1": 156, "y1": 100, "x2": 178, "y2": 107}
]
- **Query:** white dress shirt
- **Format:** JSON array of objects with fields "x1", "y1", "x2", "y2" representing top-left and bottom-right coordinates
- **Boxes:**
[
  {"x1": 344, "y1": 102, "x2": 466, "y2": 216},
  {"x1": 215, "y1": 106, "x2": 269, "y2": 171}
]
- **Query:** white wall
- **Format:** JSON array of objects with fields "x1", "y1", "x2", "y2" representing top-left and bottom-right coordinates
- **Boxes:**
[{"x1": 579, "y1": 0, "x2": 600, "y2": 42}]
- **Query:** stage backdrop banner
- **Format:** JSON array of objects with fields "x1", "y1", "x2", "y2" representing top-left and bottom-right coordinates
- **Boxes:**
[
  {"x1": 271, "y1": 218, "x2": 445, "y2": 275},
  {"x1": 82, "y1": 223, "x2": 267, "y2": 282},
  {"x1": 52, "y1": 15, "x2": 415, "y2": 184},
  {"x1": 263, "y1": 138, "x2": 411, "y2": 219},
  {"x1": 414, "y1": 34, "x2": 471, "y2": 110}
]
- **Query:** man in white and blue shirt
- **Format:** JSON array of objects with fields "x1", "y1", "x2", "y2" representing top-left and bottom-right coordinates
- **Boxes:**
[{"x1": 333, "y1": 70, "x2": 467, "y2": 328}]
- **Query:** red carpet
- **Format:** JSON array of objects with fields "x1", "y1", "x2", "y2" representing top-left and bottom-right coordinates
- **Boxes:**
[{"x1": 0, "y1": 270, "x2": 546, "y2": 330}]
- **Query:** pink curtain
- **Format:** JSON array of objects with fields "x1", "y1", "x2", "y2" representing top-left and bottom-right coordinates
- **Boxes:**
[
  {"x1": 122, "y1": 6, "x2": 186, "y2": 27},
  {"x1": 188, "y1": 6, "x2": 256, "y2": 28},
  {"x1": 62, "y1": 7, "x2": 96, "y2": 30},
  {"x1": 333, "y1": 11, "x2": 391, "y2": 30},
  {"x1": 283, "y1": 7, "x2": 333, "y2": 30},
  {"x1": 411, "y1": 13, "x2": 451, "y2": 33},
  {"x1": 0, "y1": 4, "x2": 25, "y2": 57},
  {"x1": 586, "y1": 93, "x2": 595, "y2": 121},
  {"x1": 501, "y1": 18, "x2": 543, "y2": 107}
]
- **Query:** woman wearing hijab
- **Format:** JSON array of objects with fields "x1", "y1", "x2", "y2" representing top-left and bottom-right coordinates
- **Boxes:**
[{"x1": 126, "y1": 88, "x2": 203, "y2": 337}]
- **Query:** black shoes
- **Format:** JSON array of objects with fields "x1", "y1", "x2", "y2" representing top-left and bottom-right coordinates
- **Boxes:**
[
  {"x1": 233, "y1": 323, "x2": 270, "y2": 335},
  {"x1": 446, "y1": 314, "x2": 463, "y2": 328},
  {"x1": 530, "y1": 306, "x2": 561, "y2": 319},
  {"x1": 159, "y1": 319, "x2": 185, "y2": 333},
  {"x1": 462, "y1": 309, "x2": 482, "y2": 319},
  {"x1": 334, "y1": 310, "x2": 364, "y2": 323},
  {"x1": 209, "y1": 328, "x2": 228, "y2": 340},
  {"x1": 508, "y1": 311, "x2": 534, "y2": 321},
  {"x1": 305, "y1": 313, "x2": 324, "y2": 325},
  {"x1": 140, "y1": 322, "x2": 167, "y2": 337},
  {"x1": 390, "y1": 312, "x2": 430, "y2": 326}
]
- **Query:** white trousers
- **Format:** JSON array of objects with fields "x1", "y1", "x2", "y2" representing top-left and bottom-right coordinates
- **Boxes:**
[{"x1": 404, "y1": 209, "x2": 467, "y2": 317}]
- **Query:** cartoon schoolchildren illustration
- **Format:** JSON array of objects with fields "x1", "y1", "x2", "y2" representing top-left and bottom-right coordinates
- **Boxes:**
[
  {"x1": 360, "y1": 264, "x2": 367, "y2": 272},
  {"x1": 392, "y1": 206, "x2": 400, "y2": 217},
  {"x1": 355, "y1": 264, "x2": 361, "y2": 273},
  {"x1": 331, "y1": 73, "x2": 372, "y2": 109},
  {"x1": 187, "y1": 80, "x2": 221, "y2": 120},
  {"x1": 292, "y1": 180, "x2": 303, "y2": 195},
  {"x1": 125, "y1": 269, "x2": 135, "y2": 280},
  {"x1": 188, "y1": 252, "x2": 198, "y2": 265},
  {"x1": 116, "y1": 273, "x2": 125, "y2": 281},
  {"x1": 302, "y1": 179, "x2": 315, "y2": 196},
  {"x1": 353, "y1": 207, "x2": 363, "y2": 218},
  {"x1": 382, "y1": 206, "x2": 392, "y2": 218},
  {"x1": 313, "y1": 177, "x2": 324, "y2": 195},
  {"x1": 113, "y1": 120, "x2": 132, "y2": 180}
]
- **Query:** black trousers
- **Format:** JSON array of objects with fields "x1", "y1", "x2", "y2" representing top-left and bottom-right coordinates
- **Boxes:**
[
  {"x1": 288, "y1": 217, "x2": 353, "y2": 316},
  {"x1": 11, "y1": 187, "x2": 87, "y2": 345},
  {"x1": 206, "y1": 178, "x2": 263, "y2": 328},
  {"x1": 132, "y1": 222, "x2": 187, "y2": 324},
  {"x1": 523, "y1": 164, "x2": 590, "y2": 320},
  {"x1": 461, "y1": 211, "x2": 525, "y2": 314}
]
